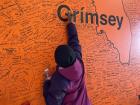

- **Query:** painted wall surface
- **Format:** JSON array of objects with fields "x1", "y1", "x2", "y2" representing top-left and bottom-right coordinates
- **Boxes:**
[{"x1": 0, "y1": 0, "x2": 140, "y2": 105}]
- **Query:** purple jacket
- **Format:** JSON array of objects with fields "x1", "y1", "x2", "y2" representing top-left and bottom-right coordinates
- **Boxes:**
[
  {"x1": 58, "y1": 58, "x2": 91, "y2": 105},
  {"x1": 43, "y1": 23, "x2": 91, "y2": 105}
]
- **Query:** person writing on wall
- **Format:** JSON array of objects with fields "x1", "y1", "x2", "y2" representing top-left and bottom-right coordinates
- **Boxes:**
[{"x1": 43, "y1": 12, "x2": 91, "y2": 105}]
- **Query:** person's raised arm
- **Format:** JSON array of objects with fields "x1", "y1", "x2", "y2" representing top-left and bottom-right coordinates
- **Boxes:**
[{"x1": 67, "y1": 22, "x2": 82, "y2": 60}]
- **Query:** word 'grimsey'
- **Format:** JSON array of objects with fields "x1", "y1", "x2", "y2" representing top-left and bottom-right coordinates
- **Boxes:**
[{"x1": 57, "y1": 5, "x2": 124, "y2": 30}]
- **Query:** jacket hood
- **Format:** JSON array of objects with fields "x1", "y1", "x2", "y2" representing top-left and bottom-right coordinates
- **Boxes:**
[{"x1": 58, "y1": 59, "x2": 83, "y2": 81}]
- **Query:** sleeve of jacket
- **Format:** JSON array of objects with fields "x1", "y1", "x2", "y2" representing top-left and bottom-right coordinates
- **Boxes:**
[
  {"x1": 43, "y1": 80, "x2": 51, "y2": 94},
  {"x1": 43, "y1": 72, "x2": 69, "y2": 105},
  {"x1": 67, "y1": 23, "x2": 82, "y2": 60}
]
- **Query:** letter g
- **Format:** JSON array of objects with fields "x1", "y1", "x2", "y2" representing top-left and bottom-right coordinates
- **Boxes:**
[{"x1": 57, "y1": 5, "x2": 71, "y2": 21}]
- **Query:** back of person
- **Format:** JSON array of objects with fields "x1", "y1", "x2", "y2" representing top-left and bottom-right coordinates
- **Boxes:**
[
  {"x1": 58, "y1": 59, "x2": 91, "y2": 105},
  {"x1": 43, "y1": 22, "x2": 91, "y2": 105}
]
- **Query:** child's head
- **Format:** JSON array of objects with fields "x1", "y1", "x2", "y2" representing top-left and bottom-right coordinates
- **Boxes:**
[{"x1": 55, "y1": 45, "x2": 76, "y2": 68}]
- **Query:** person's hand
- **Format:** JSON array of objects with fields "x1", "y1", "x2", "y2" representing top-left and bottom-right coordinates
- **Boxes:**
[
  {"x1": 65, "y1": 11, "x2": 73, "y2": 24},
  {"x1": 44, "y1": 68, "x2": 51, "y2": 80}
]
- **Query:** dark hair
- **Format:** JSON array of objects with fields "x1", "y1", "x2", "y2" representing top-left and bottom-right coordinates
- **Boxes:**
[{"x1": 55, "y1": 45, "x2": 76, "y2": 68}]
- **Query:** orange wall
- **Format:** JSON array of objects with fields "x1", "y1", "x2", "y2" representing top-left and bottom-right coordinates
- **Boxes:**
[{"x1": 0, "y1": 0, "x2": 140, "y2": 105}]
